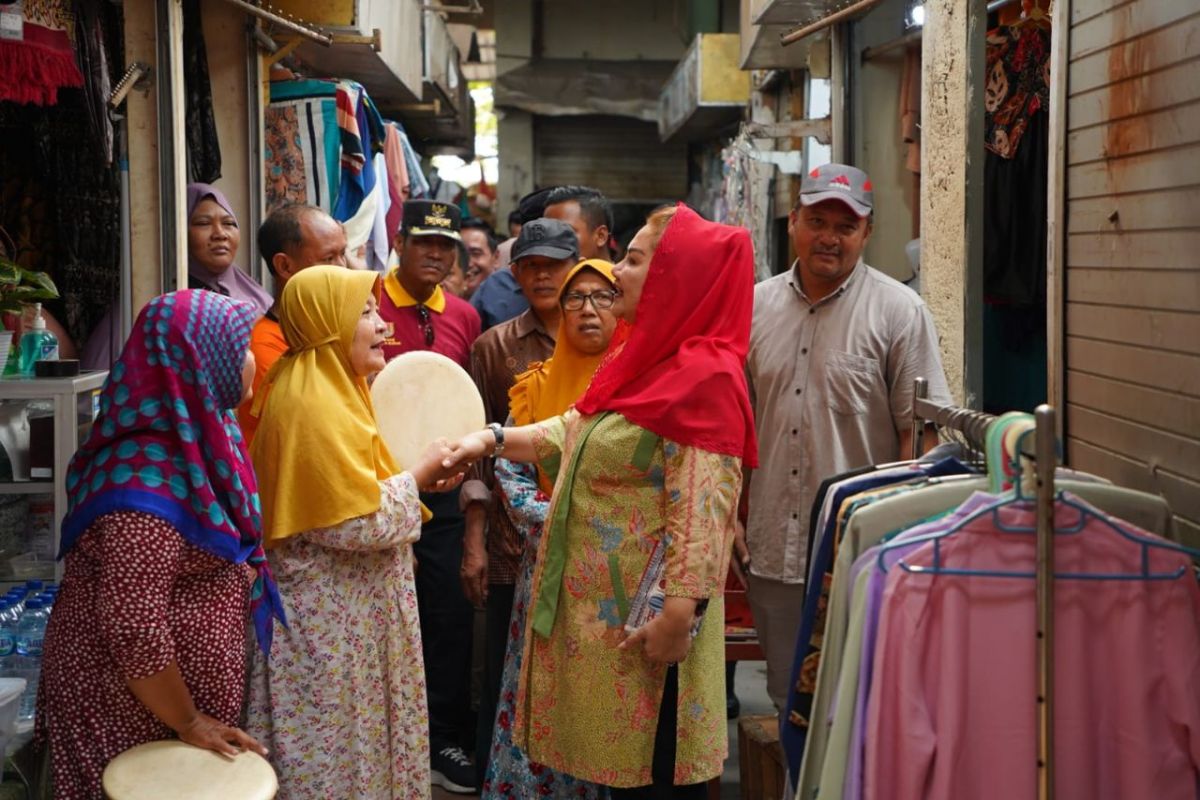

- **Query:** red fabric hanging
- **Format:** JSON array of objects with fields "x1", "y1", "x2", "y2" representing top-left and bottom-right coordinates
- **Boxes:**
[
  {"x1": 576, "y1": 203, "x2": 759, "y2": 467},
  {"x1": 0, "y1": 2, "x2": 84, "y2": 106}
]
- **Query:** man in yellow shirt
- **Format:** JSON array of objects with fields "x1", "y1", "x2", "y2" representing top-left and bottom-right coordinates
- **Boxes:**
[{"x1": 236, "y1": 204, "x2": 348, "y2": 443}]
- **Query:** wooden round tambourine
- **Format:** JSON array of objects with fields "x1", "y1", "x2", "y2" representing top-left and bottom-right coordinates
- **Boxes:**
[
  {"x1": 102, "y1": 740, "x2": 277, "y2": 800},
  {"x1": 370, "y1": 350, "x2": 486, "y2": 467}
]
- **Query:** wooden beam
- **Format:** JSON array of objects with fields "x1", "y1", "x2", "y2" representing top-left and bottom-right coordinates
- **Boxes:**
[{"x1": 743, "y1": 117, "x2": 832, "y2": 145}]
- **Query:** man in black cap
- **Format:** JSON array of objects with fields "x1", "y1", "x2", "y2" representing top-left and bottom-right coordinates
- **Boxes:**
[
  {"x1": 469, "y1": 187, "x2": 557, "y2": 331},
  {"x1": 460, "y1": 218, "x2": 581, "y2": 784},
  {"x1": 379, "y1": 199, "x2": 482, "y2": 794},
  {"x1": 379, "y1": 199, "x2": 482, "y2": 368}
]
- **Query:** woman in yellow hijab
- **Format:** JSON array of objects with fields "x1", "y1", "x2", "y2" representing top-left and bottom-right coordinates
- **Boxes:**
[
  {"x1": 244, "y1": 265, "x2": 461, "y2": 799},
  {"x1": 481, "y1": 260, "x2": 620, "y2": 800}
]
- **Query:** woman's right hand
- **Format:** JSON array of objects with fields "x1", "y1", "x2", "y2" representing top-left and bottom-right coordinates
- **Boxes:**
[
  {"x1": 442, "y1": 430, "x2": 492, "y2": 473},
  {"x1": 176, "y1": 712, "x2": 267, "y2": 758},
  {"x1": 410, "y1": 437, "x2": 470, "y2": 492}
]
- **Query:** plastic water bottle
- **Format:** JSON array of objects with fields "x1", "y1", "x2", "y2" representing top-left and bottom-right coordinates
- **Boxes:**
[
  {"x1": 5, "y1": 592, "x2": 25, "y2": 617},
  {"x1": 0, "y1": 601, "x2": 15, "y2": 678},
  {"x1": 14, "y1": 598, "x2": 47, "y2": 720}
]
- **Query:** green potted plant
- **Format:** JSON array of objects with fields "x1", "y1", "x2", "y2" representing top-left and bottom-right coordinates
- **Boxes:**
[{"x1": 0, "y1": 254, "x2": 60, "y2": 373}]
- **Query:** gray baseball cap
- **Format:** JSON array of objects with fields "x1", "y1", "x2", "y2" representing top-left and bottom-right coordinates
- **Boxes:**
[
  {"x1": 798, "y1": 163, "x2": 873, "y2": 217},
  {"x1": 511, "y1": 217, "x2": 580, "y2": 263}
]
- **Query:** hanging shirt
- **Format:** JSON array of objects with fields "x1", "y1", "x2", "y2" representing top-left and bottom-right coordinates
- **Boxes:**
[
  {"x1": 378, "y1": 269, "x2": 481, "y2": 369},
  {"x1": 746, "y1": 261, "x2": 952, "y2": 585},
  {"x1": 864, "y1": 496, "x2": 1200, "y2": 800}
]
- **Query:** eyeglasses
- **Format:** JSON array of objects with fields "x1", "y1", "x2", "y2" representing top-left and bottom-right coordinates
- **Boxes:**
[
  {"x1": 416, "y1": 304, "x2": 435, "y2": 346},
  {"x1": 562, "y1": 290, "x2": 618, "y2": 312}
]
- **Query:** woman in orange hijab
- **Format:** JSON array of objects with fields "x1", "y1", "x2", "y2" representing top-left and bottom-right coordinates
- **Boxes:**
[{"x1": 481, "y1": 259, "x2": 619, "y2": 799}]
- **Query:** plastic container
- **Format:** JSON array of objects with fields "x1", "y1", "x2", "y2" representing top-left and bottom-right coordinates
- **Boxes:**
[
  {"x1": 17, "y1": 304, "x2": 58, "y2": 377},
  {"x1": 14, "y1": 597, "x2": 46, "y2": 720}
]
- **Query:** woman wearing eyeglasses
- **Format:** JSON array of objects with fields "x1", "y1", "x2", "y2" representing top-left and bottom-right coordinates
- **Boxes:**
[
  {"x1": 448, "y1": 205, "x2": 758, "y2": 799},
  {"x1": 480, "y1": 259, "x2": 620, "y2": 800}
]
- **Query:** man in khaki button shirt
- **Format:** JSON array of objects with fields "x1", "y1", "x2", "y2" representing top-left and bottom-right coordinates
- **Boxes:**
[{"x1": 740, "y1": 164, "x2": 952, "y2": 708}]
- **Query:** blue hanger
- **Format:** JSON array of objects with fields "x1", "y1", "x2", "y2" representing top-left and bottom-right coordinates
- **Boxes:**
[{"x1": 877, "y1": 421, "x2": 1200, "y2": 582}]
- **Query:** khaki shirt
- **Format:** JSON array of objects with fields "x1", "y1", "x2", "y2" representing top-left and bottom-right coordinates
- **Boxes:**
[{"x1": 745, "y1": 261, "x2": 952, "y2": 583}]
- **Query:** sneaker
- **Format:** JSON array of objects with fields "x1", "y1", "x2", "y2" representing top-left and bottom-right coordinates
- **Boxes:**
[{"x1": 431, "y1": 745, "x2": 477, "y2": 794}]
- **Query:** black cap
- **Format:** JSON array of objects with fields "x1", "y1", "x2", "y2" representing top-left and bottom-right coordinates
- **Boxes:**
[
  {"x1": 511, "y1": 218, "x2": 579, "y2": 263},
  {"x1": 402, "y1": 200, "x2": 462, "y2": 241}
]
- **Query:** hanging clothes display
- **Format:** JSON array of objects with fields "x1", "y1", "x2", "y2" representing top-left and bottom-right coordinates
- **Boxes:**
[
  {"x1": 0, "y1": 0, "x2": 84, "y2": 106},
  {"x1": 790, "y1": 407, "x2": 1198, "y2": 800},
  {"x1": 265, "y1": 79, "x2": 430, "y2": 267},
  {"x1": 982, "y1": 22, "x2": 1052, "y2": 414},
  {"x1": 73, "y1": 0, "x2": 117, "y2": 165},
  {"x1": 717, "y1": 133, "x2": 773, "y2": 280},
  {"x1": 265, "y1": 79, "x2": 343, "y2": 212},
  {"x1": 383, "y1": 122, "x2": 411, "y2": 244},
  {"x1": 0, "y1": 102, "x2": 120, "y2": 346},
  {"x1": 182, "y1": 0, "x2": 221, "y2": 183}
]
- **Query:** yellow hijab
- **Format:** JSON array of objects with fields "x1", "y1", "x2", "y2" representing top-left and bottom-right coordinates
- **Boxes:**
[
  {"x1": 250, "y1": 266, "x2": 401, "y2": 545},
  {"x1": 509, "y1": 259, "x2": 617, "y2": 433}
]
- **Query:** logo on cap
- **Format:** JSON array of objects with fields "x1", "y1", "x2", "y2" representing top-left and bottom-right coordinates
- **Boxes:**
[
  {"x1": 424, "y1": 204, "x2": 452, "y2": 228},
  {"x1": 830, "y1": 175, "x2": 852, "y2": 190}
]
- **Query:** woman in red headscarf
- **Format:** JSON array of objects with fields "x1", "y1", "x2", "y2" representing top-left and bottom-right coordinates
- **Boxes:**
[{"x1": 449, "y1": 204, "x2": 757, "y2": 798}]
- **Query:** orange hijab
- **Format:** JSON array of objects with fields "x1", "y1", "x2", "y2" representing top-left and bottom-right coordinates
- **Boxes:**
[{"x1": 508, "y1": 259, "x2": 617, "y2": 486}]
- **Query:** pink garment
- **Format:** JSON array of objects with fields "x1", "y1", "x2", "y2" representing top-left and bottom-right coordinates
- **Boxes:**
[
  {"x1": 383, "y1": 123, "x2": 410, "y2": 244},
  {"x1": 865, "y1": 496, "x2": 1200, "y2": 800}
]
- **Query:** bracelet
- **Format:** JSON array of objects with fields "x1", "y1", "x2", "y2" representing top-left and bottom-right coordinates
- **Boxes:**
[{"x1": 488, "y1": 422, "x2": 505, "y2": 456}]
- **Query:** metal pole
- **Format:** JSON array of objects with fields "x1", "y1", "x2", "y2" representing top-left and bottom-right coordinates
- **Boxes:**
[
  {"x1": 1034, "y1": 404, "x2": 1057, "y2": 800},
  {"x1": 911, "y1": 378, "x2": 929, "y2": 460}
]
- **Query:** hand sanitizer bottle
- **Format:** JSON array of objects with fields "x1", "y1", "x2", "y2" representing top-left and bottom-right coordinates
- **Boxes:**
[{"x1": 18, "y1": 304, "x2": 58, "y2": 376}]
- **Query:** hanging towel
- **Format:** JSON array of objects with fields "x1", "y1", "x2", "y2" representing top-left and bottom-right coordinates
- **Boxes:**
[{"x1": 0, "y1": 0, "x2": 84, "y2": 106}]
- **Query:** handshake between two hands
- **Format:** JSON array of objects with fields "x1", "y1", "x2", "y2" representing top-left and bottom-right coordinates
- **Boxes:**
[{"x1": 408, "y1": 432, "x2": 491, "y2": 493}]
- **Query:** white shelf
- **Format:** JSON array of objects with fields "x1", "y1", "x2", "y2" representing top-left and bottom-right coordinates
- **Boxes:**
[
  {"x1": 0, "y1": 371, "x2": 109, "y2": 584},
  {"x1": 0, "y1": 483, "x2": 54, "y2": 496}
]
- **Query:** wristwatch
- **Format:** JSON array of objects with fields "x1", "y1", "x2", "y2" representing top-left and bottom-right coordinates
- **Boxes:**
[{"x1": 488, "y1": 422, "x2": 505, "y2": 456}]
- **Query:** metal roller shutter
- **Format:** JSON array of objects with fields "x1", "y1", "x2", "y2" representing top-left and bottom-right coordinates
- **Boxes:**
[{"x1": 534, "y1": 115, "x2": 689, "y2": 203}]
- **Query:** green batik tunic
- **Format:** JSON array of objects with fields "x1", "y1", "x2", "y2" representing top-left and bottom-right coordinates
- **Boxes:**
[{"x1": 514, "y1": 410, "x2": 742, "y2": 788}]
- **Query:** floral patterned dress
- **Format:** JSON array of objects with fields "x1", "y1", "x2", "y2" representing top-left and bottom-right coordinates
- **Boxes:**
[
  {"x1": 245, "y1": 473, "x2": 429, "y2": 799},
  {"x1": 515, "y1": 410, "x2": 742, "y2": 789},
  {"x1": 482, "y1": 458, "x2": 608, "y2": 800}
]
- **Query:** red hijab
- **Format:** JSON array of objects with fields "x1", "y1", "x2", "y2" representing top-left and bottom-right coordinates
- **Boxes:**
[{"x1": 576, "y1": 204, "x2": 758, "y2": 466}]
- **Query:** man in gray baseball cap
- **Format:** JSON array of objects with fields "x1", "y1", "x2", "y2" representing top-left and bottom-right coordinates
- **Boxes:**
[{"x1": 737, "y1": 163, "x2": 952, "y2": 715}]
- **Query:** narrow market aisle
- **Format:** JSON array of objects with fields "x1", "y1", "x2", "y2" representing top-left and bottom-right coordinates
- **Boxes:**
[{"x1": 433, "y1": 660, "x2": 773, "y2": 799}]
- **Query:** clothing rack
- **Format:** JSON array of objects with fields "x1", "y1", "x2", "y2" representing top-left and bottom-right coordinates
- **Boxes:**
[{"x1": 909, "y1": 378, "x2": 1058, "y2": 800}]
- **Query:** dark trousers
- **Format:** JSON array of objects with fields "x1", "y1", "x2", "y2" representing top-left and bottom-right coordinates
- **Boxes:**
[
  {"x1": 474, "y1": 582, "x2": 515, "y2": 784},
  {"x1": 414, "y1": 489, "x2": 475, "y2": 748},
  {"x1": 609, "y1": 666, "x2": 709, "y2": 800}
]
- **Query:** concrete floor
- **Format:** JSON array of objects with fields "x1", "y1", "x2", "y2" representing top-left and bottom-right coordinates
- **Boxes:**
[{"x1": 434, "y1": 659, "x2": 774, "y2": 800}]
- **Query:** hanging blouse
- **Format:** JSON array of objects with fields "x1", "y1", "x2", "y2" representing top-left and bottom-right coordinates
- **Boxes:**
[{"x1": 983, "y1": 25, "x2": 1051, "y2": 159}]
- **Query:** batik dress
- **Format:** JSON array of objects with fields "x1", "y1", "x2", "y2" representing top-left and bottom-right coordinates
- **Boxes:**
[
  {"x1": 482, "y1": 458, "x2": 607, "y2": 800},
  {"x1": 514, "y1": 410, "x2": 742, "y2": 788},
  {"x1": 245, "y1": 473, "x2": 430, "y2": 799}
]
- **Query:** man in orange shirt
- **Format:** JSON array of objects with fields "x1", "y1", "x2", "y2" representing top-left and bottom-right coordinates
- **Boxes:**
[{"x1": 236, "y1": 204, "x2": 348, "y2": 442}]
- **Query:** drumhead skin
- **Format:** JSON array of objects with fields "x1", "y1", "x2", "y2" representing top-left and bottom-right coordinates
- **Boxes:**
[
  {"x1": 370, "y1": 350, "x2": 486, "y2": 468},
  {"x1": 101, "y1": 740, "x2": 278, "y2": 800}
]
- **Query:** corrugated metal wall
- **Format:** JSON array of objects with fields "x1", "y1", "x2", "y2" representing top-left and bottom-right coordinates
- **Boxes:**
[
  {"x1": 534, "y1": 115, "x2": 688, "y2": 203},
  {"x1": 1063, "y1": 0, "x2": 1200, "y2": 545}
]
